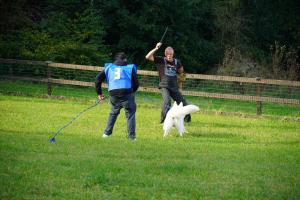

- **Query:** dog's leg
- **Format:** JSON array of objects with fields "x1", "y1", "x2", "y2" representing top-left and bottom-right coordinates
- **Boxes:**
[
  {"x1": 163, "y1": 115, "x2": 175, "y2": 137},
  {"x1": 163, "y1": 131, "x2": 168, "y2": 137},
  {"x1": 180, "y1": 116, "x2": 185, "y2": 136},
  {"x1": 174, "y1": 117, "x2": 184, "y2": 136}
]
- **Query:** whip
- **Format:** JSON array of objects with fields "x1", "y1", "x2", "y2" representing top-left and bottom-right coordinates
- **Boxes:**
[{"x1": 49, "y1": 100, "x2": 100, "y2": 143}]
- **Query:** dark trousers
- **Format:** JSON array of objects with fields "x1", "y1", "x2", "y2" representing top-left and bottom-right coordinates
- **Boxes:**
[
  {"x1": 160, "y1": 87, "x2": 190, "y2": 123},
  {"x1": 104, "y1": 93, "x2": 136, "y2": 139}
]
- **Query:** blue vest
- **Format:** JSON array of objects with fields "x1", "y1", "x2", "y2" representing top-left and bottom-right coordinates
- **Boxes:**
[{"x1": 104, "y1": 63, "x2": 137, "y2": 91}]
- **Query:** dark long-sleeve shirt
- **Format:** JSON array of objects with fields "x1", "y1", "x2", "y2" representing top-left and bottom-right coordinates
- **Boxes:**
[{"x1": 95, "y1": 59, "x2": 139, "y2": 97}]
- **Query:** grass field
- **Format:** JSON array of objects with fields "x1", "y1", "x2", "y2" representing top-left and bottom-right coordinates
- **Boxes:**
[{"x1": 0, "y1": 92, "x2": 300, "y2": 199}]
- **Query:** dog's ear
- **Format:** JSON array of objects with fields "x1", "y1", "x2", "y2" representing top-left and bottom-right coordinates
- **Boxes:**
[
  {"x1": 179, "y1": 102, "x2": 183, "y2": 107},
  {"x1": 173, "y1": 101, "x2": 178, "y2": 107}
]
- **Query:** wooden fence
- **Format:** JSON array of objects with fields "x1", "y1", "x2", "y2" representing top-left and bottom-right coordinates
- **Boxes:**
[{"x1": 1, "y1": 58, "x2": 300, "y2": 115}]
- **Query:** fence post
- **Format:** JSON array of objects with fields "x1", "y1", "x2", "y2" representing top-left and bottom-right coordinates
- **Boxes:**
[
  {"x1": 256, "y1": 77, "x2": 262, "y2": 115},
  {"x1": 46, "y1": 61, "x2": 52, "y2": 96},
  {"x1": 9, "y1": 65, "x2": 13, "y2": 76}
]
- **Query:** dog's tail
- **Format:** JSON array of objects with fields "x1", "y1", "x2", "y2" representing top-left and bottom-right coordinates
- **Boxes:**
[{"x1": 170, "y1": 105, "x2": 199, "y2": 118}]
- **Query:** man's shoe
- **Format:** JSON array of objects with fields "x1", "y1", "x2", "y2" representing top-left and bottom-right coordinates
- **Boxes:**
[
  {"x1": 184, "y1": 114, "x2": 191, "y2": 123},
  {"x1": 128, "y1": 136, "x2": 136, "y2": 141},
  {"x1": 102, "y1": 134, "x2": 111, "y2": 138}
]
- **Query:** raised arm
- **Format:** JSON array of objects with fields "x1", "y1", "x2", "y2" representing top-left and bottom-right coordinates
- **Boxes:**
[{"x1": 145, "y1": 42, "x2": 162, "y2": 61}]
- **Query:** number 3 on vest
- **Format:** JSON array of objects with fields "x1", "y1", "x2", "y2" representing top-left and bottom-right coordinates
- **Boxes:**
[{"x1": 114, "y1": 68, "x2": 121, "y2": 80}]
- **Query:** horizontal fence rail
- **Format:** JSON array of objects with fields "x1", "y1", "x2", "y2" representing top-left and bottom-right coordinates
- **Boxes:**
[{"x1": 1, "y1": 58, "x2": 300, "y2": 115}]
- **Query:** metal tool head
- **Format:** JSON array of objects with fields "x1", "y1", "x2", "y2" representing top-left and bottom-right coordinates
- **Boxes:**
[{"x1": 49, "y1": 137, "x2": 56, "y2": 143}]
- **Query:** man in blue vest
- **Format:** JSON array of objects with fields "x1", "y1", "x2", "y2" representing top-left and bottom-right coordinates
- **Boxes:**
[
  {"x1": 145, "y1": 42, "x2": 191, "y2": 124},
  {"x1": 96, "y1": 52, "x2": 139, "y2": 140}
]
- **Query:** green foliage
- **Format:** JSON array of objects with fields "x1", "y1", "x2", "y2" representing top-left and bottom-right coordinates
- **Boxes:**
[
  {"x1": 240, "y1": 0, "x2": 300, "y2": 51},
  {"x1": 0, "y1": 0, "x2": 299, "y2": 73},
  {"x1": 0, "y1": 1, "x2": 109, "y2": 65}
]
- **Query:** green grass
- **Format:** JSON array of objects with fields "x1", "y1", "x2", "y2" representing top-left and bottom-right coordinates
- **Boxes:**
[{"x1": 0, "y1": 94, "x2": 300, "y2": 199}]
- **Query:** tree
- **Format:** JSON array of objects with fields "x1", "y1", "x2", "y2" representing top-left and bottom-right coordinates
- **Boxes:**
[{"x1": 0, "y1": 0, "x2": 109, "y2": 64}]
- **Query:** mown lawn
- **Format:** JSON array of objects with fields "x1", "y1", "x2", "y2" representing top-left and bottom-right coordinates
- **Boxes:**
[{"x1": 0, "y1": 94, "x2": 299, "y2": 199}]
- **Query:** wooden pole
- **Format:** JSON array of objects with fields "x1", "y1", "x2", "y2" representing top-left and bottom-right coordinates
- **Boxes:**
[
  {"x1": 46, "y1": 61, "x2": 52, "y2": 96},
  {"x1": 256, "y1": 77, "x2": 262, "y2": 115}
]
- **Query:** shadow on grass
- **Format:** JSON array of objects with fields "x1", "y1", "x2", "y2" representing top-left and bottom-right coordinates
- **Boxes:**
[
  {"x1": 0, "y1": 128, "x2": 71, "y2": 144},
  {"x1": 189, "y1": 131, "x2": 243, "y2": 139},
  {"x1": 187, "y1": 131, "x2": 300, "y2": 145},
  {"x1": 0, "y1": 128, "x2": 50, "y2": 136},
  {"x1": 1, "y1": 128, "x2": 299, "y2": 146},
  {"x1": 193, "y1": 121, "x2": 252, "y2": 129},
  {"x1": 197, "y1": 121, "x2": 299, "y2": 130}
]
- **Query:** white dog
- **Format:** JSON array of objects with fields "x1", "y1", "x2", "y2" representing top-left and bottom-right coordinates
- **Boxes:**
[{"x1": 163, "y1": 102, "x2": 199, "y2": 137}]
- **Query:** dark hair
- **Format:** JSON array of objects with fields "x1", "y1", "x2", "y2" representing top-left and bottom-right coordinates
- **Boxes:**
[{"x1": 114, "y1": 52, "x2": 127, "y2": 60}]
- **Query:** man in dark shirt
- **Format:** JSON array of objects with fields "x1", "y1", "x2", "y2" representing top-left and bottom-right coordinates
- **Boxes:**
[
  {"x1": 95, "y1": 52, "x2": 139, "y2": 140},
  {"x1": 145, "y1": 43, "x2": 191, "y2": 123}
]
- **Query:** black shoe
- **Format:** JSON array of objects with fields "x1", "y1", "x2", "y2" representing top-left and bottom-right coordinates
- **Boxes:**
[
  {"x1": 128, "y1": 135, "x2": 136, "y2": 141},
  {"x1": 184, "y1": 114, "x2": 191, "y2": 123}
]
